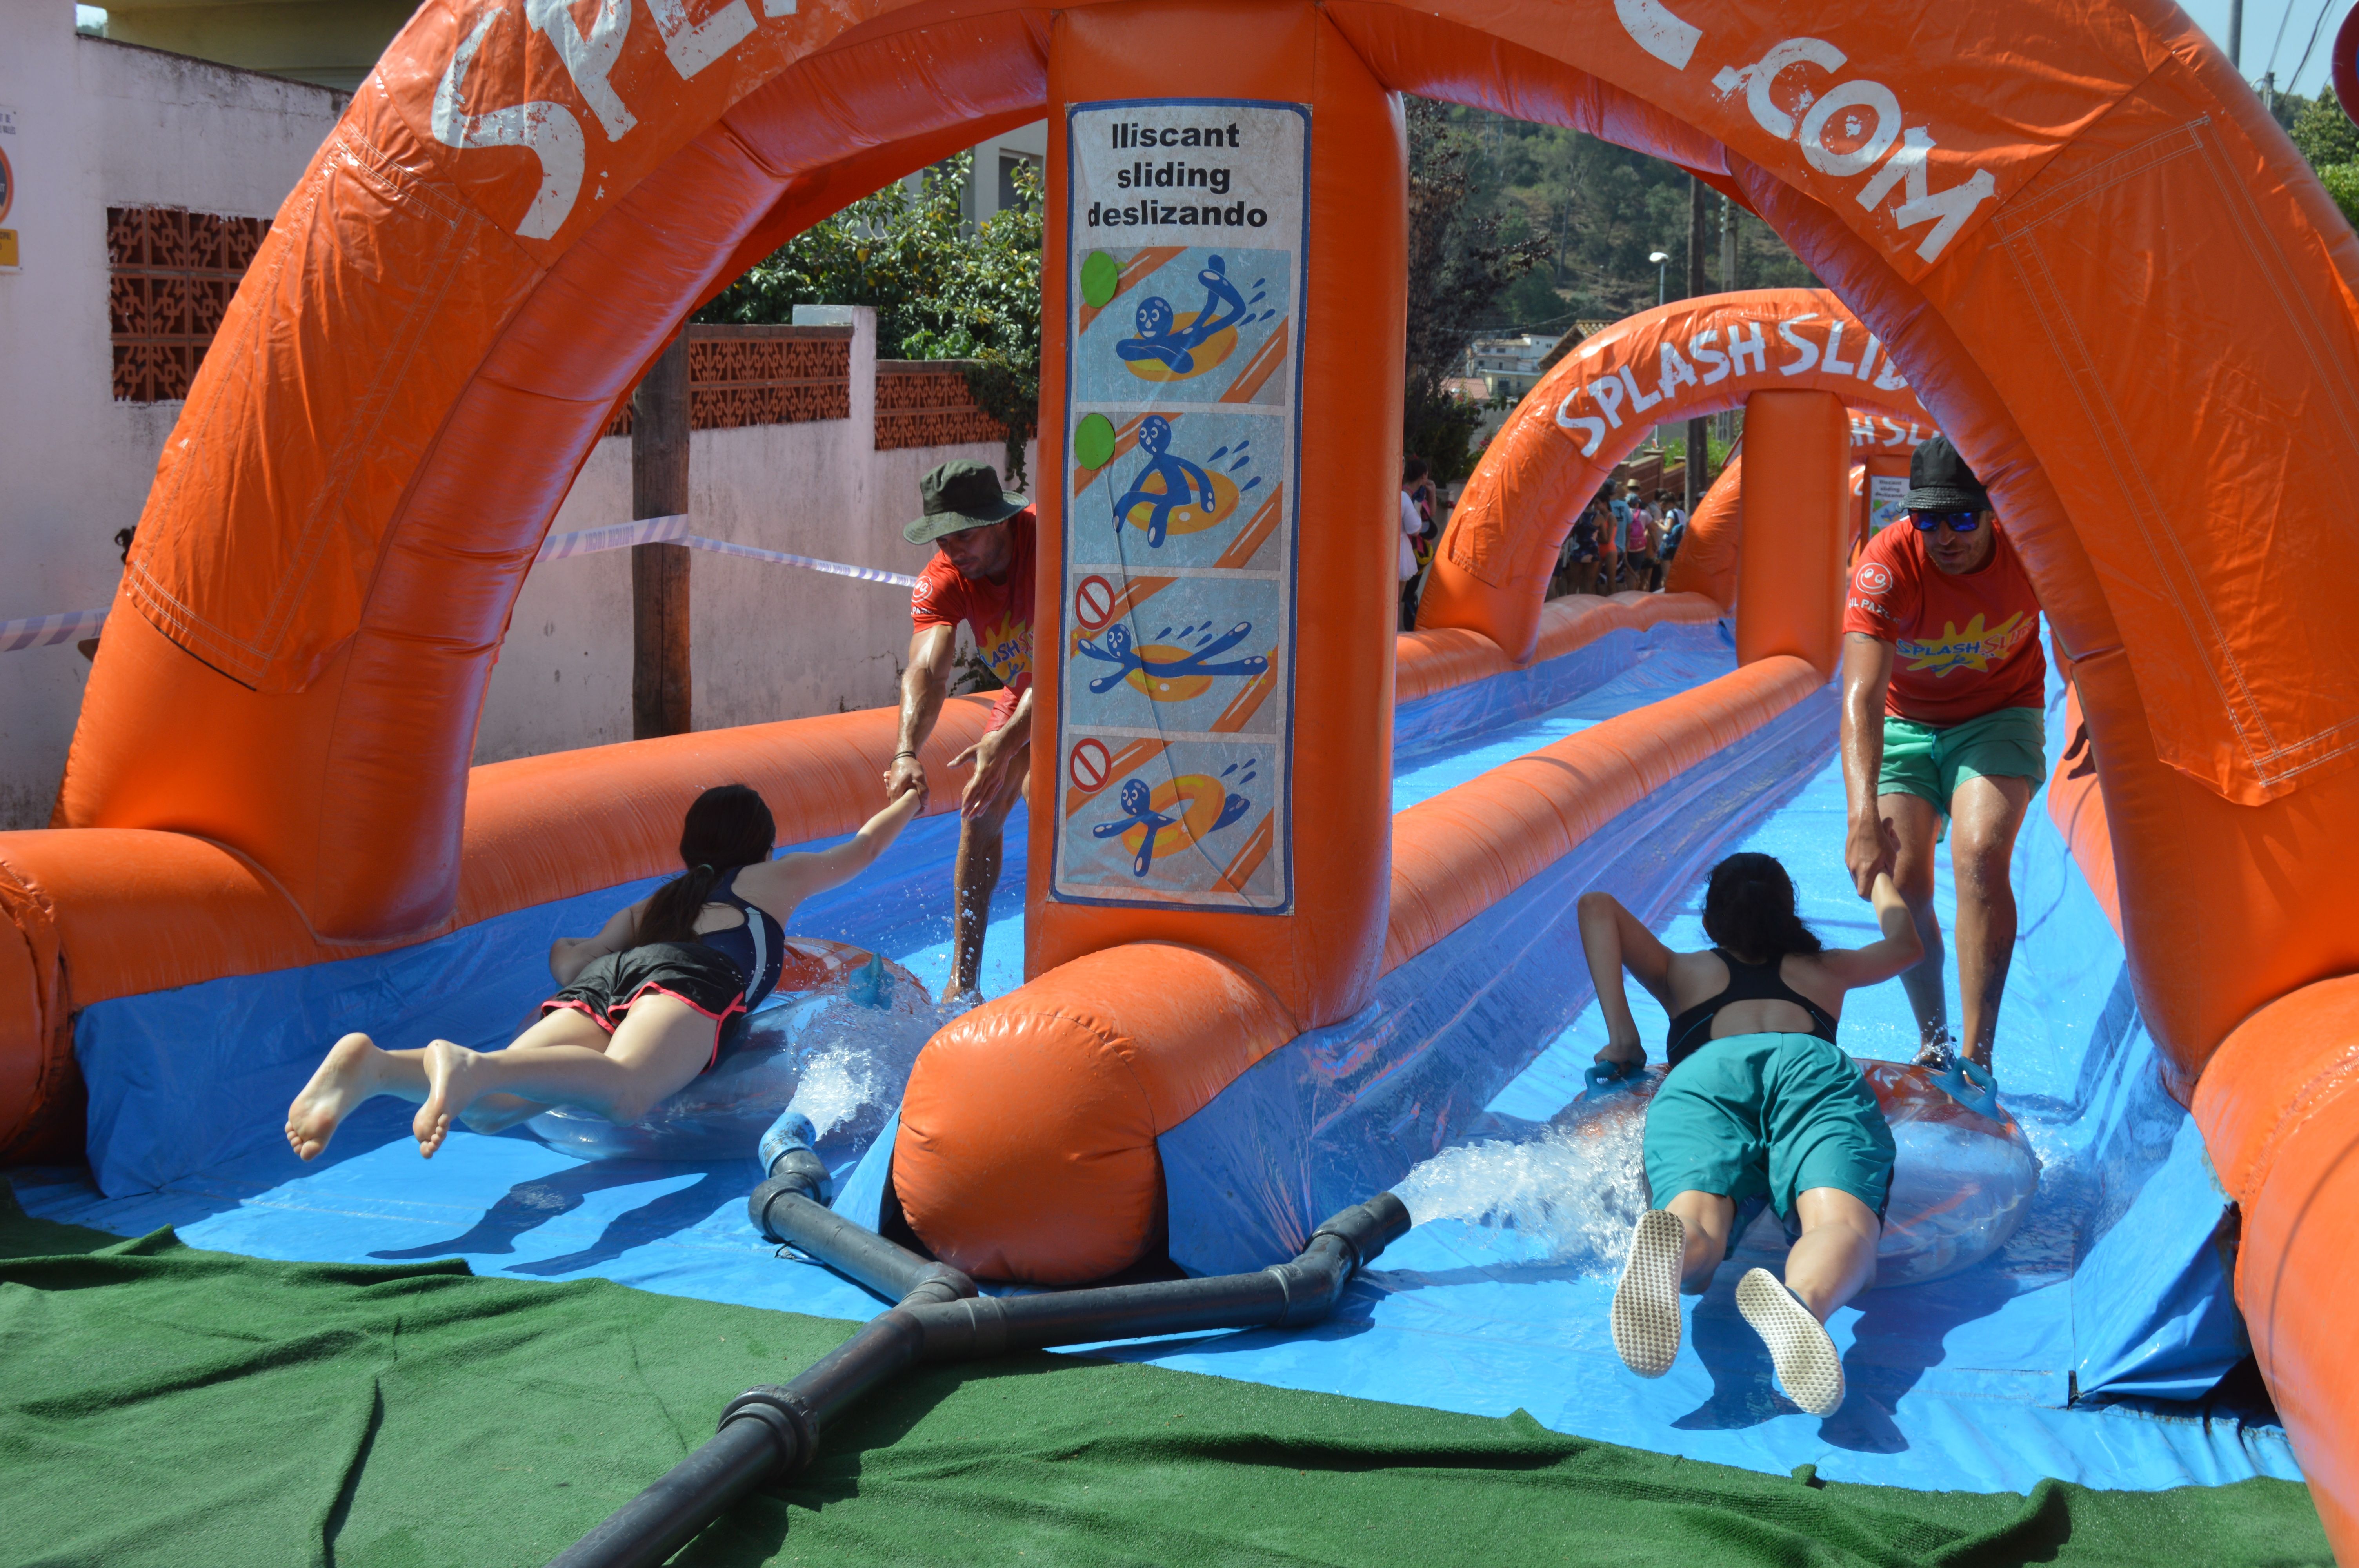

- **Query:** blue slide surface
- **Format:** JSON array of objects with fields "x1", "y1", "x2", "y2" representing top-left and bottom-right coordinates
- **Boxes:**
[{"x1": 15, "y1": 617, "x2": 2291, "y2": 1496}]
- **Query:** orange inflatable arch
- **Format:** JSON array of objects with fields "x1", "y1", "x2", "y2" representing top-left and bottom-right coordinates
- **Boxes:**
[
  {"x1": 4, "y1": 0, "x2": 2357, "y2": 1545},
  {"x1": 1423, "y1": 287, "x2": 1932, "y2": 659}
]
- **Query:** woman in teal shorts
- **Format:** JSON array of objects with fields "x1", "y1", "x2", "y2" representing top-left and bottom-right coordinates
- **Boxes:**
[{"x1": 1578, "y1": 845, "x2": 1921, "y2": 1416}]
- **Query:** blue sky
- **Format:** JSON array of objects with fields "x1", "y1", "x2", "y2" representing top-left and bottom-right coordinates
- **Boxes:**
[{"x1": 2183, "y1": 0, "x2": 2352, "y2": 98}]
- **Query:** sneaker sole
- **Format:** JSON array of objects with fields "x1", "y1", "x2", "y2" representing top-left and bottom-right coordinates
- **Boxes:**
[
  {"x1": 1611, "y1": 1210, "x2": 1685, "y2": 1377},
  {"x1": 1737, "y1": 1267, "x2": 1846, "y2": 1417}
]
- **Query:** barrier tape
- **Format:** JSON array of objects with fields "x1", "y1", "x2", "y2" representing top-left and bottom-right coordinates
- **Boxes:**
[
  {"x1": 536, "y1": 514, "x2": 921, "y2": 587},
  {"x1": 0, "y1": 608, "x2": 109, "y2": 652},
  {"x1": 3, "y1": 519, "x2": 918, "y2": 655}
]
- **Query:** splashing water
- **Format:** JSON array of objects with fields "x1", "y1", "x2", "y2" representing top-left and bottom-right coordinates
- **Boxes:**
[
  {"x1": 1394, "y1": 1061, "x2": 2043, "y2": 1286},
  {"x1": 530, "y1": 962, "x2": 949, "y2": 1164},
  {"x1": 1395, "y1": 1100, "x2": 1653, "y2": 1273}
]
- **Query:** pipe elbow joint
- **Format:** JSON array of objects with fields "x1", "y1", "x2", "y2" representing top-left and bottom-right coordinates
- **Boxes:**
[
  {"x1": 716, "y1": 1385, "x2": 820, "y2": 1479},
  {"x1": 747, "y1": 1173, "x2": 819, "y2": 1242}
]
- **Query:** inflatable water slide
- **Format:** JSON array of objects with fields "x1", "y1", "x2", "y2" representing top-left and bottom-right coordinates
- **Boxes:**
[{"x1": 4, "y1": 0, "x2": 2358, "y2": 1559}]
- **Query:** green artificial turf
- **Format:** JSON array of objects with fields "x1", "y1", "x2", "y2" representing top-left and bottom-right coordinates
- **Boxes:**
[{"x1": 0, "y1": 1181, "x2": 2330, "y2": 1568}]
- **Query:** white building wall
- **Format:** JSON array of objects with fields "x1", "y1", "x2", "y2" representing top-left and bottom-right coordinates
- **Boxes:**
[
  {"x1": 0, "y1": 8, "x2": 1037, "y2": 808},
  {"x1": 472, "y1": 310, "x2": 1038, "y2": 763},
  {"x1": 0, "y1": 8, "x2": 345, "y2": 827}
]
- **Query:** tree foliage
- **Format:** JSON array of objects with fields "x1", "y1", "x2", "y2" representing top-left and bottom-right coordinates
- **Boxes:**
[
  {"x1": 699, "y1": 154, "x2": 1044, "y2": 486},
  {"x1": 1405, "y1": 98, "x2": 1551, "y2": 481},
  {"x1": 2289, "y1": 89, "x2": 2359, "y2": 231}
]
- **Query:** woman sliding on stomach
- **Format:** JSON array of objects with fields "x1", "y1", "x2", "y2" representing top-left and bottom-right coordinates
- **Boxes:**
[
  {"x1": 286, "y1": 782, "x2": 921, "y2": 1161},
  {"x1": 1580, "y1": 839, "x2": 1921, "y2": 1417}
]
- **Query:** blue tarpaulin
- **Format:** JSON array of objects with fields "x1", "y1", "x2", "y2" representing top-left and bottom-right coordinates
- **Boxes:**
[{"x1": 17, "y1": 615, "x2": 2289, "y2": 1497}]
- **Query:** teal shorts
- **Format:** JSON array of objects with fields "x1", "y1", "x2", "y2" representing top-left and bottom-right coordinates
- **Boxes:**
[
  {"x1": 1878, "y1": 706, "x2": 2046, "y2": 811},
  {"x1": 1643, "y1": 1033, "x2": 1895, "y2": 1221}
]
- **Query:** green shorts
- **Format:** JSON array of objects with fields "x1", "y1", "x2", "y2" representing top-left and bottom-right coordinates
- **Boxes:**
[
  {"x1": 1642, "y1": 1033, "x2": 1895, "y2": 1220},
  {"x1": 1878, "y1": 706, "x2": 2046, "y2": 811}
]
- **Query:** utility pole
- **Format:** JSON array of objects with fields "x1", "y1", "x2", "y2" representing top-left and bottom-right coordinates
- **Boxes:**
[
  {"x1": 1718, "y1": 194, "x2": 1739, "y2": 448},
  {"x1": 1685, "y1": 175, "x2": 1710, "y2": 515},
  {"x1": 632, "y1": 331, "x2": 693, "y2": 740},
  {"x1": 2228, "y1": 0, "x2": 2242, "y2": 70}
]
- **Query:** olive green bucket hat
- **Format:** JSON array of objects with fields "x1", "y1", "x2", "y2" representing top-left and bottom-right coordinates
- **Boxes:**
[{"x1": 905, "y1": 459, "x2": 1029, "y2": 544}]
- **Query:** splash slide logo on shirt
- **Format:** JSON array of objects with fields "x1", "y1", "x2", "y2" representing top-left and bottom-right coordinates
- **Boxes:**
[
  {"x1": 978, "y1": 610, "x2": 1032, "y2": 687},
  {"x1": 1854, "y1": 561, "x2": 1893, "y2": 595},
  {"x1": 1897, "y1": 610, "x2": 2031, "y2": 678}
]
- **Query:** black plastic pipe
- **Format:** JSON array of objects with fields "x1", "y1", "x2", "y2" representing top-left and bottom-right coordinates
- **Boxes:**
[{"x1": 550, "y1": 1188, "x2": 1411, "y2": 1568}]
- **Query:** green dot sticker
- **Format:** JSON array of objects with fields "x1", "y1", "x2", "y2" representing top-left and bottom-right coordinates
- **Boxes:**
[
  {"x1": 1073, "y1": 412, "x2": 1117, "y2": 472},
  {"x1": 1080, "y1": 250, "x2": 1121, "y2": 310}
]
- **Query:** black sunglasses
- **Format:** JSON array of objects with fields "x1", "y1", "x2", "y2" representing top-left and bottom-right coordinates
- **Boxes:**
[{"x1": 1910, "y1": 510, "x2": 1983, "y2": 534}]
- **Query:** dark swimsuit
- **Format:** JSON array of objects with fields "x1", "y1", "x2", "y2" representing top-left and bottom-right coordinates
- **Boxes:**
[
  {"x1": 542, "y1": 867, "x2": 792, "y2": 1071},
  {"x1": 1663, "y1": 949, "x2": 1840, "y2": 1072}
]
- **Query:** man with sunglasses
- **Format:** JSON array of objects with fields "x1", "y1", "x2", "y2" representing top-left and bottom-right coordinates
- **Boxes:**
[{"x1": 1839, "y1": 435, "x2": 2046, "y2": 1073}]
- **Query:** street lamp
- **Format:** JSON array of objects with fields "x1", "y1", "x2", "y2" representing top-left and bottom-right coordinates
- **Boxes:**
[{"x1": 1648, "y1": 250, "x2": 1670, "y2": 306}]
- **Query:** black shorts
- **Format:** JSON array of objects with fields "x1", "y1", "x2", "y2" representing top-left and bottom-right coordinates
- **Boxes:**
[{"x1": 542, "y1": 942, "x2": 749, "y2": 1072}]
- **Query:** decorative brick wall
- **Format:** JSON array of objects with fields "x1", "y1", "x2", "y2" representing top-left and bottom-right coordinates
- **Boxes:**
[
  {"x1": 874, "y1": 361, "x2": 1008, "y2": 450},
  {"x1": 605, "y1": 324, "x2": 852, "y2": 437},
  {"x1": 107, "y1": 207, "x2": 271, "y2": 403}
]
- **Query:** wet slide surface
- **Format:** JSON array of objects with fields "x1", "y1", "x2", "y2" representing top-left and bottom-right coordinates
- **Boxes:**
[
  {"x1": 1097, "y1": 664, "x2": 2289, "y2": 1494},
  {"x1": 11, "y1": 619, "x2": 2299, "y2": 1499}
]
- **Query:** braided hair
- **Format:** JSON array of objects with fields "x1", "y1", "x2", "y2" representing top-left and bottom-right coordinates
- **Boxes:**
[
  {"x1": 1700, "y1": 852, "x2": 1822, "y2": 963},
  {"x1": 632, "y1": 784, "x2": 776, "y2": 946}
]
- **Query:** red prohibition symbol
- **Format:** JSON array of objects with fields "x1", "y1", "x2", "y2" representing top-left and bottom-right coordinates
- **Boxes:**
[
  {"x1": 1074, "y1": 574, "x2": 1117, "y2": 631},
  {"x1": 1069, "y1": 737, "x2": 1113, "y2": 793}
]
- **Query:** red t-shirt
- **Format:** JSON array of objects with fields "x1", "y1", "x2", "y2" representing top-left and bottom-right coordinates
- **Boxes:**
[
  {"x1": 1841, "y1": 522, "x2": 2044, "y2": 725},
  {"x1": 910, "y1": 508, "x2": 1035, "y2": 726}
]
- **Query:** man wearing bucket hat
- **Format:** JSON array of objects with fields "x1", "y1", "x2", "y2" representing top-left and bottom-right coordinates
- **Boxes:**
[
  {"x1": 1838, "y1": 434, "x2": 2046, "y2": 1076},
  {"x1": 887, "y1": 460, "x2": 1036, "y2": 1011}
]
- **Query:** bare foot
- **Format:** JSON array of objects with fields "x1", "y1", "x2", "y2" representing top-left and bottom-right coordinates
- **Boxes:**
[
  {"x1": 415, "y1": 1039, "x2": 489, "y2": 1159},
  {"x1": 286, "y1": 1033, "x2": 384, "y2": 1162}
]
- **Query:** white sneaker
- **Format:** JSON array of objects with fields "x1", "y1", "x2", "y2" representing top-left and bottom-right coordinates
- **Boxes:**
[
  {"x1": 1611, "y1": 1209, "x2": 1686, "y2": 1377},
  {"x1": 1737, "y1": 1267, "x2": 1846, "y2": 1417}
]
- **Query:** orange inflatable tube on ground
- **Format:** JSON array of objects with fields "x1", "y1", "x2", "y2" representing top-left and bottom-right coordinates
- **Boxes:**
[{"x1": 1420, "y1": 289, "x2": 1930, "y2": 663}]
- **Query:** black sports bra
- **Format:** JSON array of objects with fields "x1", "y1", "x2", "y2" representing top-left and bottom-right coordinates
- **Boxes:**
[{"x1": 1663, "y1": 949, "x2": 1840, "y2": 1070}]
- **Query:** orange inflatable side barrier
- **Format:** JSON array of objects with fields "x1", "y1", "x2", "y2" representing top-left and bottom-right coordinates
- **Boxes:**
[
  {"x1": 1419, "y1": 289, "x2": 1930, "y2": 663},
  {"x1": 1394, "y1": 591, "x2": 1722, "y2": 706},
  {"x1": 0, "y1": 693, "x2": 999, "y2": 1152},
  {"x1": 1383, "y1": 655, "x2": 1824, "y2": 967},
  {"x1": 898, "y1": 653, "x2": 1822, "y2": 1281},
  {"x1": 0, "y1": 609, "x2": 1613, "y2": 1157},
  {"x1": 2194, "y1": 977, "x2": 2359, "y2": 1555}
]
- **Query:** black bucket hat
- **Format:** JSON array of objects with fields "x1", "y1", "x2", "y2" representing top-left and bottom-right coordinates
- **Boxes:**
[
  {"x1": 1904, "y1": 435, "x2": 1991, "y2": 513},
  {"x1": 905, "y1": 459, "x2": 1028, "y2": 544}
]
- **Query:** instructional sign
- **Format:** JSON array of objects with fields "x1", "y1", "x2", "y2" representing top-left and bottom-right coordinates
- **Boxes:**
[
  {"x1": 1869, "y1": 473, "x2": 1910, "y2": 533},
  {"x1": 1051, "y1": 99, "x2": 1308, "y2": 913}
]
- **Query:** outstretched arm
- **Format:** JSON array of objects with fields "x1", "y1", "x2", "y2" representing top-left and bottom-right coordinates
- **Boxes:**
[
  {"x1": 1840, "y1": 632, "x2": 1898, "y2": 898},
  {"x1": 551, "y1": 899, "x2": 645, "y2": 987},
  {"x1": 738, "y1": 790, "x2": 925, "y2": 923},
  {"x1": 889, "y1": 623, "x2": 959, "y2": 808},
  {"x1": 1577, "y1": 890, "x2": 1676, "y2": 1068},
  {"x1": 1816, "y1": 857, "x2": 1926, "y2": 990}
]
